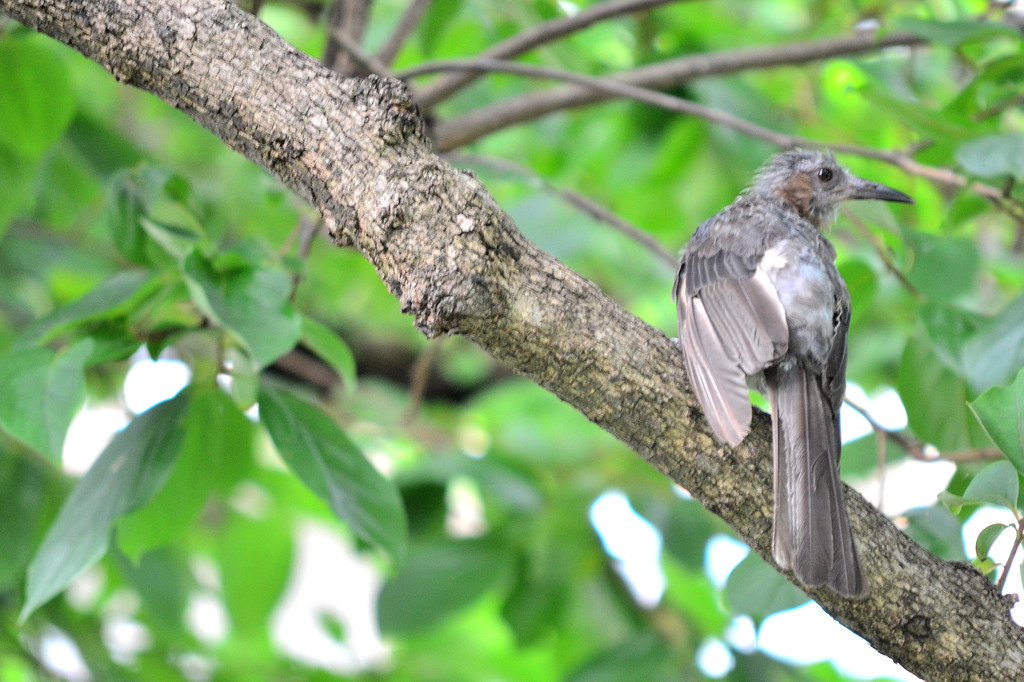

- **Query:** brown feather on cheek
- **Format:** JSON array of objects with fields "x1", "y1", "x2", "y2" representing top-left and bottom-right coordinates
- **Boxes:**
[{"x1": 776, "y1": 173, "x2": 816, "y2": 223}]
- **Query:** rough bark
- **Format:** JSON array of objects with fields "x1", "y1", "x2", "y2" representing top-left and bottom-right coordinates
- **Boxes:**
[{"x1": 2, "y1": 1, "x2": 1022, "y2": 680}]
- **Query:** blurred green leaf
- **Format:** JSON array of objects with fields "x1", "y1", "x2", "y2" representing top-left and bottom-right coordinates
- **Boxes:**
[
  {"x1": 0, "y1": 450, "x2": 65, "y2": 591},
  {"x1": 300, "y1": 315, "x2": 357, "y2": 396},
  {"x1": 117, "y1": 387, "x2": 254, "y2": 560},
  {"x1": 725, "y1": 551, "x2": 806, "y2": 623},
  {"x1": 565, "y1": 633, "x2": 678, "y2": 682},
  {"x1": 378, "y1": 538, "x2": 511, "y2": 634},
  {"x1": 419, "y1": 0, "x2": 465, "y2": 53},
  {"x1": 18, "y1": 270, "x2": 157, "y2": 347},
  {"x1": 898, "y1": 338, "x2": 977, "y2": 451},
  {"x1": 894, "y1": 18, "x2": 1018, "y2": 47},
  {"x1": 0, "y1": 338, "x2": 93, "y2": 463},
  {"x1": 901, "y1": 505, "x2": 968, "y2": 561},
  {"x1": 861, "y1": 88, "x2": 974, "y2": 140},
  {"x1": 969, "y1": 367, "x2": 1024, "y2": 475},
  {"x1": 904, "y1": 230, "x2": 978, "y2": 303},
  {"x1": 963, "y1": 293, "x2": 1024, "y2": 395},
  {"x1": 960, "y1": 460, "x2": 1019, "y2": 509},
  {"x1": 502, "y1": 560, "x2": 563, "y2": 646},
  {"x1": 956, "y1": 134, "x2": 1024, "y2": 179},
  {"x1": 0, "y1": 37, "x2": 75, "y2": 158},
  {"x1": 183, "y1": 250, "x2": 301, "y2": 368},
  {"x1": 217, "y1": 510, "x2": 293, "y2": 641},
  {"x1": 22, "y1": 392, "x2": 191, "y2": 620},
  {"x1": 260, "y1": 383, "x2": 407, "y2": 566},
  {"x1": 117, "y1": 548, "x2": 194, "y2": 635}
]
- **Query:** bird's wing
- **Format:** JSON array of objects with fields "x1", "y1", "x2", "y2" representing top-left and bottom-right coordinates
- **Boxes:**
[
  {"x1": 822, "y1": 285, "x2": 851, "y2": 418},
  {"x1": 674, "y1": 242, "x2": 789, "y2": 446}
]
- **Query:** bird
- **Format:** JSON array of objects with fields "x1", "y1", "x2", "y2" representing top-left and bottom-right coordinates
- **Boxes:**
[{"x1": 673, "y1": 149, "x2": 912, "y2": 598}]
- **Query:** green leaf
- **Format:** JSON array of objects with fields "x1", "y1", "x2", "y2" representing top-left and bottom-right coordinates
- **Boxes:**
[
  {"x1": 0, "y1": 38, "x2": 76, "y2": 158},
  {"x1": 975, "y1": 523, "x2": 1008, "y2": 561},
  {"x1": 18, "y1": 270, "x2": 157, "y2": 347},
  {"x1": 969, "y1": 367, "x2": 1024, "y2": 475},
  {"x1": 0, "y1": 451, "x2": 65, "y2": 591},
  {"x1": 419, "y1": 0, "x2": 464, "y2": 53},
  {"x1": 116, "y1": 388, "x2": 255, "y2": 560},
  {"x1": 183, "y1": 250, "x2": 301, "y2": 368},
  {"x1": 300, "y1": 315, "x2": 357, "y2": 396},
  {"x1": 0, "y1": 148, "x2": 36, "y2": 238},
  {"x1": 974, "y1": 556, "x2": 998, "y2": 576},
  {"x1": 725, "y1": 551, "x2": 805, "y2": 622},
  {"x1": 566, "y1": 633, "x2": 677, "y2": 682},
  {"x1": 894, "y1": 18, "x2": 1018, "y2": 47},
  {"x1": 22, "y1": 392, "x2": 191, "y2": 620},
  {"x1": 963, "y1": 293, "x2": 1024, "y2": 394},
  {"x1": 937, "y1": 490, "x2": 968, "y2": 515},
  {"x1": 904, "y1": 230, "x2": 979, "y2": 303},
  {"x1": 217, "y1": 511, "x2": 292, "y2": 639},
  {"x1": 898, "y1": 339, "x2": 977, "y2": 451},
  {"x1": 0, "y1": 338, "x2": 94, "y2": 463},
  {"x1": 961, "y1": 460, "x2": 1019, "y2": 509},
  {"x1": 956, "y1": 135, "x2": 1024, "y2": 179},
  {"x1": 259, "y1": 384, "x2": 407, "y2": 565},
  {"x1": 902, "y1": 505, "x2": 968, "y2": 561},
  {"x1": 378, "y1": 538, "x2": 510, "y2": 634},
  {"x1": 502, "y1": 562, "x2": 562, "y2": 646}
]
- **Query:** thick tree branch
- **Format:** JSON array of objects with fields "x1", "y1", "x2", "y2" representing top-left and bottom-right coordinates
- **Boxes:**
[
  {"x1": 413, "y1": 0, "x2": 688, "y2": 108},
  {"x1": 4, "y1": 1, "x2": 1023, "y2": 680},
  {"x1": 422, "y1": 31, "x2": 924, "y2": 150}
]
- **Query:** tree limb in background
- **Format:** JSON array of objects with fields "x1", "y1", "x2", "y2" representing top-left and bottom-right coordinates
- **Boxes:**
[
  {"x1": 414, "y1": 0, "x2": 688, "y2": 108},
  {"x1": 4, "y1": 1, "x2": 1024, "y2": 679},
  {"x1": 330, "y1": 27, "x2": 397, "y2": 79},
  {"x1": 323, "y1": 0, "x2": 372, "y2": 75},
  {"x1": 411, "y1": 57, "x2": 1024, "y2": 218},
  {"x1": 376, "y1": 0, "x2": 432, "y2": 67},
  {"x1": 419, "y1": 31, "x2": 923, "y2": 149}
]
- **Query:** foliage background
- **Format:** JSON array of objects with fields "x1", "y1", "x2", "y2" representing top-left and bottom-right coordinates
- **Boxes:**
[{"x1": 1, "y1": 0, "x2": 1024, "y2": 679}]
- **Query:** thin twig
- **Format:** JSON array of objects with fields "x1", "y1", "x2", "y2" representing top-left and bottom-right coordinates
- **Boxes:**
[
  {"x1": 449, "y1": 152, "x2": 678, "y2": 269},
  {"x1": 415, "y1": 0, "x2": 688, "y2": 108},
  {"x1": 376, "y1": 0, "x2": 433, "y2": 67},
  {"x1": 406, "y1": 57, "x2": 801, "y2": 144},
  {"x1": 841, "y1": 208, "x2": 923, "y2": 299},
  {"x1": 402, "y1": 339, "x2": 444, "y2": 424},
  {"x1": 329, "y1": 27, "x2": 397, "y2": 78},
  {"x1": 876, "y1": 425, "x2": 887, "y2": 513},
  {"x1": 844, "y1": 398, "x2": 1003, "y2": 463},
  {"x1": 996, "y1": 524, "x2": 1023, "y2": 593},
  {"x1": 414, "y1": 31, "x2": 925, "y2": 149}
]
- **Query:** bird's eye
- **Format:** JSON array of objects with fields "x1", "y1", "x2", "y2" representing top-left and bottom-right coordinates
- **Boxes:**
[{"x1": 817, "y1": 168, "x2": 833, "y2": 182}]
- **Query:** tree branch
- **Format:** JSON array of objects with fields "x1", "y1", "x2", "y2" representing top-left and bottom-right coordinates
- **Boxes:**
[
  {"x1": 375, "y1": 0, "x2": 431, "y2": 67},
  {"x1": 4, "y1": 1, "x2": 1023, "y2": 679},
  {"x1": 413, "y1": 0, "x2": 688, "y2": 108},
  {"x1": 418, "y1": 31, "x2": 924, "y2": 150},
  {"x1": 412, "y1": 57, "x2": 1024, "y2": 218}
]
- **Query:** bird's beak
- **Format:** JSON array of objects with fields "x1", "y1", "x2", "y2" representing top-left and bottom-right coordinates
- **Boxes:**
[{"x1": 845, "y1": 176, "x2": 914, "y2": 204}]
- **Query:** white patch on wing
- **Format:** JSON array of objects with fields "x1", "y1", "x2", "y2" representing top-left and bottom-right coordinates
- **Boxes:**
[{"x1": 759, "y1": 243, "x2": 789, "y2": 273}]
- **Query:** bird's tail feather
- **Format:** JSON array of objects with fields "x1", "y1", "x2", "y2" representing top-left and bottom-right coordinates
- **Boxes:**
[{"x1": 768, "y1": 364, "x2": 866, "y2": 598}]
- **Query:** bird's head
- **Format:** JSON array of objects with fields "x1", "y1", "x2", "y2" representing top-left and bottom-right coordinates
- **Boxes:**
[{"x1": 752, "y1": 149, "x2": 913, "y2": 226}]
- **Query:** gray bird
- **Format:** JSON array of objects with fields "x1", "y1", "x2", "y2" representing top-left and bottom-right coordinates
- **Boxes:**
[{"x1": 673, "y1": 149, "x2": 912, "y2": 597}]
